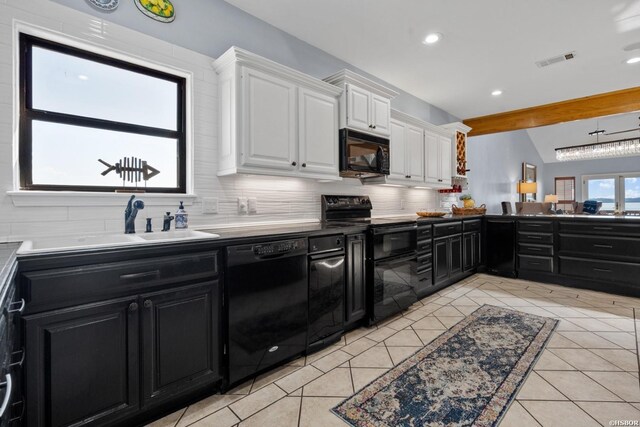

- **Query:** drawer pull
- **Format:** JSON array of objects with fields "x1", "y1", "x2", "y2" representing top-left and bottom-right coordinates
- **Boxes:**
[
  {"x1": 527, "y1": 247, "x2": 542, "y2": 251},
  {"x1": 593, "y1": 244, "x2": 613, "y2": 249},
  {"x1": 144, "y1": 299, "x2": 152, "y2": 309},
  {"x1": 120, "y1": 270, "x2": 160, "y2": 281},
  {"x1": 527, "y1": 235, "x2": 542, "y2": 239},
  {"x1": 0, "y1": 374, "x2": 12, "y2": 419},
  {"x1": 593, "y1": 226, "x2": 613, "y2": 231},
  {"x1": 528, "y1": 262, "x2": 542, "y2": 265},
  {"x1": 527, "y1": 224, "x2": 542, "y2": 227},
  {"x1": 7, "y1": 299, "x2": 25, "y2": 315},
  {"x1": 129, "y1": 302, "x2": 139, "y2": 312},
  {"x1": 593, "y1": 268, "x2": 612, "y2": 273},
  {"x1": 10, "y1": 349, "x2": 25, "y2": 369}
]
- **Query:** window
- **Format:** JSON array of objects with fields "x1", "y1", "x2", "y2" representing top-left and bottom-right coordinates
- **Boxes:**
[
  {"x1": 583, "y1": 173, "x2": 640, "y2": 213},
  {"x1": 19, "y1": 34, "x2": 186, "y2": 193},
  {"x1": 554, "y1": 177, "x2": 575, "y2": 212}
]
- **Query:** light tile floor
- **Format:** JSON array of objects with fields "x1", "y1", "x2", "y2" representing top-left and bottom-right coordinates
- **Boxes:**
[{"x1": 148, "y1": 274, "x2": 640, "y2": 427}]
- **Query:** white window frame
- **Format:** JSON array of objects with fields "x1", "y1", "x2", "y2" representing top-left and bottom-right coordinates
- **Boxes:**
[{"x1": 582, "y1": 171, "x2": 640, "y2": 212}]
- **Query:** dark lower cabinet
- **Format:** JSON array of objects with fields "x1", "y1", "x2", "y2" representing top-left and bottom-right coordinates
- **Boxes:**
[
  {"x1": 24, "y1": 297, "x2": 140, "y2": 427},
  {"x1": 141, "y1": 282, "x2": 219, "y2": 406},
  {"x1": 24, "y1": 281, "x2": 219, "y2": 427},
  {"x1": 434, "y1": 235, "x2": 463, "y2": 286},
  {"x1": 463, "y1": 232, "x2": 481, "y2": 272},
  {"x1": 345, "y1": 234, "x2": 366, "y2": 326}
]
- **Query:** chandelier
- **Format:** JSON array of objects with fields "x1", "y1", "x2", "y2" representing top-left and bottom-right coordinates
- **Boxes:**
[{"x1": 555, "y1": 137, "x2": 640, "y2": 161}]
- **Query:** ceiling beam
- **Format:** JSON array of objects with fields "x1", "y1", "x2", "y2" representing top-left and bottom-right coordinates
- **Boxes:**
[{"x1": 463, "y1": 86, "x2": 640, "y2": 137}]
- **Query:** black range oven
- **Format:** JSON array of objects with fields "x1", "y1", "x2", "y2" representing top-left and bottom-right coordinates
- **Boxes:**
[{"x1": 369, "y1": 223, "x2": 419, "y2": 323}]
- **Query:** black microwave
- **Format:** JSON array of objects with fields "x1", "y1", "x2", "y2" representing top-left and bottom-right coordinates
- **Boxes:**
[{"x1": 339, "y1": 129, "x2": 390, "y2": 178}]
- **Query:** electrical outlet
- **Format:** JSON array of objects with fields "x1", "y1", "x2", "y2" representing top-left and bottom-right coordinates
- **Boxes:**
[
  {"x1": 400, "y1": 199, "x2": 406, "y2": 210},
  {"x1": 202, "y1": 197, "x2": 218, "y2": 214},
  {"x1": 248, "y1": 197, "x2": 258, "y2": 214},
  {"x1": 238, "y1": 197, "x2": 248, "y2": 214}
]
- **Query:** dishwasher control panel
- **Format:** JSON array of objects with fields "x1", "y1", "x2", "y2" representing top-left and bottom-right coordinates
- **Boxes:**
[
  {"x1": 253, "y1": 239, "x2": 306, "y2": 256},
  {"x1": 309, "y1": 234, "x2": 345, "y2": 254}
]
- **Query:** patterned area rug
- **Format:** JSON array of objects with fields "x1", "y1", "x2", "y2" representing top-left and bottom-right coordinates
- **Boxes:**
[{"x1": 333, "y1": 305, "x2": 558, "y2": 427}]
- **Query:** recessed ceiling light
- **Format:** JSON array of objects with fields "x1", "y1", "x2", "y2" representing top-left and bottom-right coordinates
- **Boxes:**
[
  {"x1": 626, "y1": 57, "x2": 640, "y2": 64},
  {"x1": 423, "y1": 33, "x2": 442, "y2": 45},
  {"x1": 77, "y1": 74, "x2": 89, "y2": 80},
  {"x1": 491, "y1": 90, "x2": 503, "y2": 96}
]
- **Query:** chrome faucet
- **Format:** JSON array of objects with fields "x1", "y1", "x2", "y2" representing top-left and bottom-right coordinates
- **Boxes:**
[{"x1": 124, "y1": 195, "x2": 145, "y2": 234}]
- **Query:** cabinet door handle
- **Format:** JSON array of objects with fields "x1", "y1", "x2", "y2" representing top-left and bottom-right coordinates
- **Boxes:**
[
  {"x1": 144, "y1": 300, "x2": 152, "y2": 309},
  {"x1": 129, "y1": 302, "x2": 139, "y2": 312},
  {"x1": 291, "y1": 161, "x2": 297, "y2": 166},
  {"x1": 368, "y1": 124, "x2": 373, "y2": 128},
  {"x1": 593, "y1": 226, "x2": 613, "y2": 231},
  {"x1": 302, "y1": 163, "x2": 307, "y2": 168},
  {"x1": 593, "y1": 244, "x2": 613, "y2": 249},
  {"x1": 119, "y1": 270, "x2": 160, "y2": 281},
  {"x1": 0, "y1": 374, "x2": 12, "y2": 419},
  {"x1": 7, "y1": 299, "x2": 25, "y2": 315},
  {"x1": 593, "y1": 268, "x2": 612, "y2": 273},
  {"x1": 373, "y1": 125, "x2": 377, "y2": 129}
]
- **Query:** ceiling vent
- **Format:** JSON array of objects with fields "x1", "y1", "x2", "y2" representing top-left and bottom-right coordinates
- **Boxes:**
[{"x1": 535, "y1": 52, "x2": 576, "y2": 68}]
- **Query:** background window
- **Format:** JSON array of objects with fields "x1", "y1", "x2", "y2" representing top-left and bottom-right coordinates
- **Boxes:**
[
  {"x1": 20, "y1": 34, "x2": 186, "y2": 193},
  {"x1": 582, "y1": 173, "x2": 640, "y2": 213},
  {"x1": 554, "y1": 177, "x2": 575, "y2": 212}
]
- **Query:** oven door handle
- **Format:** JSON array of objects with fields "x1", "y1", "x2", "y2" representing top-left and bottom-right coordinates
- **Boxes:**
[
  {"x1": 309, "y1": 250, "x2": 345, "y2": 261},
  {"x1": 373, "y1": 225, "x2": 417, "y2": 235},
  {"x1": 378, "y1": 254, "x2": 416, "y2": 266}
]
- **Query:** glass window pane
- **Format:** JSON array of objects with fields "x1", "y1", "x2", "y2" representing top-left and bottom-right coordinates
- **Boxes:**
[
  {"x1": 31, "y1": 121, "x2": 178, "y2": 189},
  {"x1": 587, "y1": 178, "x2": 615, "y2": 211},
  {"x1": 624, "y1": 177, "x2": 640, "y2": 211},
  {"x1": 31, "y1": 46, "x2": 179, "y2": 130}
]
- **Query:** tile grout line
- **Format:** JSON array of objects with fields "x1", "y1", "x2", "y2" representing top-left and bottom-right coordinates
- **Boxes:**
[{"x1": 634, "y1": 308, "x2": 640, "y2": 393}]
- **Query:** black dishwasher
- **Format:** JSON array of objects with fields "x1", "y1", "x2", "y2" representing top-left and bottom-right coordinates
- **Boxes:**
[
  {"x1": 307, "y1": 235, "x2": 345, "y2": 353},
  {"x1": 226, "y1": 238, "x2": 308, "y2": 387}
]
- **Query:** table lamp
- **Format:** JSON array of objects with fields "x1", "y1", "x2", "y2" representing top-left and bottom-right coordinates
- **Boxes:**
[{"x1": 517, "y1": 181, "x2": 537, "y2": 202}]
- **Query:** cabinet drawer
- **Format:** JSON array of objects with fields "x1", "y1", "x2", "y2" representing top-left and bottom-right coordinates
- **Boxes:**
[
  {"x1": 463, "y1": 219, "x2": 481, "y2": 232},
  {"x1": 417, "y1": 226, "x2": 432, "y2": 239},
  {"x1": 518, "y1": 243, "x2": 553, "y2": 257},
  {"x1": 517, "y1": 231, "x2": 553, "y2": 245},
  {"x1": 417, "y1": 240, "x2": 432, "y2": 253},
  {"x1": 558, "y1": 221, "x2": 640, "y2": 237},
  {"x1": 417, "y1": 253, "x2": 432, "y2": 268},
  {"x1": 518, "y1": 221, "x2": 553, "y2": 233},
  {"x1": 433, "y1": 222, "x2": 462, "y2": 237},
  {"x1": 518, "y1": 255, "x2": 553, "y2": 273},
  {"x1": 22, "y1": 251, "x2": 219, "y2": 314},
  {"x1": 559, "y1": 256, "x2": 640, "y2": 286},
  {"x1": 559, "y1": 234, "x2": 640, "y2": 262}
]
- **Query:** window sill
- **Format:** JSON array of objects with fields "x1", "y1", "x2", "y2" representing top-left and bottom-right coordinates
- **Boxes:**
[{"x1": 7, "y1": 191, "x2": 197, "y2": 207}]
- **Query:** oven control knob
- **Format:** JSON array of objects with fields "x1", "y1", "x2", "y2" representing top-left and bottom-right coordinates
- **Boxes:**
[{"x1": 361, "y1": 198, "x2": 367, "y2": 204}]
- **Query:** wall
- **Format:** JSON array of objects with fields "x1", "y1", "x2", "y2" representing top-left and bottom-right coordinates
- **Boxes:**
[
  {"x1": 543, "y1": 156, "x2": 640, "y2": 201},
  {"x1": 52, "y1": 0, "x2": 458, "y2": 125},
  {"x1": 466, "y1": 130, "x2": 545, "y2": 213},
  {"x1": 0, "y1": 0, "x2": 441, "y2": 242}
]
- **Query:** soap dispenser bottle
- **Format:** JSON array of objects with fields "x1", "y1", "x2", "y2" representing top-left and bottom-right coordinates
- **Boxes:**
[{"x1": 175, "y1": 201, "x2": 188, "y2": 229}]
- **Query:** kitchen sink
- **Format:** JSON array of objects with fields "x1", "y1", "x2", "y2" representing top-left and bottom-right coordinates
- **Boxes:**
[
  {"x1": 18, "y1": 230, "x2": 219, "y2": 254},
  {"x1": 136, "y1": 229, "x2": 219, "y2": 241},
  {"x1": 18, "y1": 234, "x2": 145, "y2": 254}
]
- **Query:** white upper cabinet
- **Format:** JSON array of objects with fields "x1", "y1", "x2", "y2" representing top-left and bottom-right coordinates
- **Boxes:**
[
  {"x1": 324, "y1": 70, "x2": 397, "y2": 137},
  {"x1": 424, "y1": 127, "x2": 453, "y2": 188},
  {"x1": 298, "y1": 88, "x2": 339, "y2": 177},
  {"x1": 379, "y1": 113, "x2": 424, "y2": 186},
  {"x1": 213, "y1": 47, "x2": 342, "y2": 180},
  {"x1": 370, "y1": 93, "x2": 391, "y2": 135},
  {"x1": 241, "y1": 67, "x2": 297, "y2": 171},
  {"x1": 406, "y1": 124, "x2": 424, "y2": 182},
  {"x1": 347, "y1": 84, "x2": 372, "y2": 132},
  {"x1": 389, "y1": 119, "x2": 407, "y2": 180}
]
